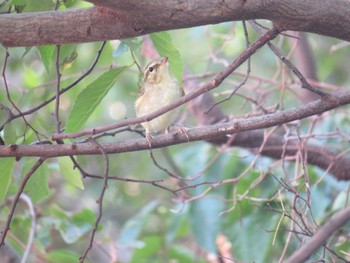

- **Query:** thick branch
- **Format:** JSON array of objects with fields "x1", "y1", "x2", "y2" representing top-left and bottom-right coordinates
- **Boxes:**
[
  {"x1": 1, "y1": 0, "x2": 350, "y2": 47},
  {"x1": 1, "y1": 91, "x2": 350, "y2": 181}
]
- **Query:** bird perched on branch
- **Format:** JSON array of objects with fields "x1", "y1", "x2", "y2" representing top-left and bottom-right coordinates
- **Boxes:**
[{"x1": 135, "y1": 57, "x2": 184, "y2": 137}]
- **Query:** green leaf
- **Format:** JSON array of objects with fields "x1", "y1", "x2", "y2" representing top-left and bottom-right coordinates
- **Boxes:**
[
  {"x1": 37, "y1": 45, "x2": 54, "y2": 73},
  {"x1": 60, "y1": 49, "x2": 78, "y2": 71},
  {"x1": 117, "y1": 201, "x2": 158, "y2": 247},
  {"x1": 65, "y1": 67, "x2": 127, "y2": 132},
  {"x1": 0, "y1": 158, "x2": 15, "y2": 203},
  {"x1": 169, "y1": 246, "x2": 197, "y2": 262},
  {"x1": 59, "y1": 218, "x2": 93, "y2": 244},
  {"x1": 22, "y1": 0, "x2": 53, "y2": 12},
  {"x1": 58, "y1": 157, "x2": 84, "y2": 190},
  {"x1": 189, "y1": 196, "x2": 223, "y2": 253},
  {"x1": 3, "y1": 123, "x2": 17, "y2": 144},
  {"x1": 24, "y1": 159, "x2": 50, "y2": 203},
  {"x1": 150, "y1": 32, "x2": 183, "y2": 84},
  {"x1": 72, "y1": 209, "x2": 95, "y2": 226},
  {"x1": 230, "y1": 211, "x2": 279, "y2": 263},
  {"x1": 166, "y1": 204, "x2": 189, "y2": 243},
  {"x1": 47, "y1": 249, "x2": 80, "y2": 263},
  {"x1": 131, "y1": 235, "x2": 162, "y2": 263}
]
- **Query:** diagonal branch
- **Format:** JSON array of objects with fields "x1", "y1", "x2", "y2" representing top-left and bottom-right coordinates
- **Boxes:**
[
  {"x1": 285, "y1": 206, "x2": 350, "y2": 263},
  {"x1": 0, "y1": 157, "x2": 46, "y2": 246},
  {"x1": 51, "y1": 26, "x2": 281, "y2": 140}
]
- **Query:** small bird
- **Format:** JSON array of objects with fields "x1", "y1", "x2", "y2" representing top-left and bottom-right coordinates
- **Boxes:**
[{"x1": 135, "y1": 57, "x2": 184, "y2": 136}]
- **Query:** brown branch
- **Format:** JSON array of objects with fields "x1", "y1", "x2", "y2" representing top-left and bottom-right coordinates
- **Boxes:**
[
  {"x1": 51, "y1": 26, "x2": 281, "y2": 140},
  {"x1": 186, "y1": 80, "x2": 350, "y2": 181},
  {"x1": 284, "y1": 206, "x2": 350, "y2": 263},
  {"x1": 250, "y1": 21, "x2": 327, "y2": 96},
  {"x1": 1, "y1": 0, "x2": 350, "y2": 47},
  {"x1": 1, "y1": 90, "x2": 350, "y2": 180}
]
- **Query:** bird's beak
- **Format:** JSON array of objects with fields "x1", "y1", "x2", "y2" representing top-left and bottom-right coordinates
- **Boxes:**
[{"x1": 161, "y1": 56, "x2": 168, "y2": 65}]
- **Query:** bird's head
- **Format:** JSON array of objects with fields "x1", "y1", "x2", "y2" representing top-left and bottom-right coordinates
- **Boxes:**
[{"x1": 143, "y1": 57, "x2": 170, "y2": 84}]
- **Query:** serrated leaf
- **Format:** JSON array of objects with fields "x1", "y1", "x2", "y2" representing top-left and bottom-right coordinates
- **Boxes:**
[
  {"x1": 37, "y1": 45, "x2": 54, "y2": 73},
  {"x1": 0, "y1": 158, "x2": 15, "y2": 203},
  {"x1": 150, "y1": 32, "x2": 183, "y2": 84},
  {"x1": 189, "y1": 196, "x2": 223, "y2": 253},
  {"x1": 65, "y1": 67, "x2": 127, "y2": 132},
  {"x1": 58, "y1": 157, "x2": 84, "y2": 190}
]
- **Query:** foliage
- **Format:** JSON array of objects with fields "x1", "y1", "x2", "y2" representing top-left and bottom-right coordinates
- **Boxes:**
[{"x1": 1, "y1": 0, "x2": 350, "y2": 262}]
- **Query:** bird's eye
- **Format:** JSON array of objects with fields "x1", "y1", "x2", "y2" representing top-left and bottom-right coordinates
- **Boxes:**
[{"x1": 149, "y1": 67, "x2": 154, "y2": 72}]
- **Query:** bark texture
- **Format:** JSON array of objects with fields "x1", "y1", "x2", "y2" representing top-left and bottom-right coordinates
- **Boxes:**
[{"x1": 0, "y1": 0, "x2": 350, "y2": 47}]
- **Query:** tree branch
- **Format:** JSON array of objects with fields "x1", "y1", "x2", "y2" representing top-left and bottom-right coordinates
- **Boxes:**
[
  {"x1": 1, "y1": 90, "x2": 350, "y2": 180},
  {"x1": 1, "y1": 0, "x2": 350, "y2": 47},
  {"x1": 285, "y1": 206, "x2": 350, "y2": 263}
]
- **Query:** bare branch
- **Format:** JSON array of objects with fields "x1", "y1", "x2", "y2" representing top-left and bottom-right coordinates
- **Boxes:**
[
  {"x1": 0, "y1": 157, "x2": 46, "y2": 246},
  {"x1": 80, "y1": 138, "x2": 109, "y2": 262},
  {"x1": 51, "y1": 26, "x2": 281, "y2": 140},
  {"x1": 285, "y1": 206, "x2": 350, "y2": 263}
]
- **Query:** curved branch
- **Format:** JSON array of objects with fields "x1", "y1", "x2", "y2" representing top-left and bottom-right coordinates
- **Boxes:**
[
  {"x1": 1, "y1": 0, "x2": 350, "y2": 47},
  {"x1": 1, "y1": 90, "x2": 350, "y2": 180},
  {"x1": 285, "y1": 206, "x2": 350, "y2": 263}
]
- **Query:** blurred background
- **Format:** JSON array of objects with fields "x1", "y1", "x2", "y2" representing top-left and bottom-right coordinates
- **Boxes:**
[{"x1": 1, "y1": 0, "x2": 350, "y2": 262}]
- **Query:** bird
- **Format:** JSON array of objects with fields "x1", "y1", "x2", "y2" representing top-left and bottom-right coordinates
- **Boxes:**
[{"x1": 135, "y1": 56, "x2": 184, "y2": 137}]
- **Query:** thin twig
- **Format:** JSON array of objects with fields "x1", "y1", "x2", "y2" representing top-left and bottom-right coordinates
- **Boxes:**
[
  {"x1": 55, "y1": 45, "x2": 62, "y2": 133},
  {"x1": 52, "y1": 26, "x2": 281, "y2": 140},
  {"x1": 0, "y1": 157, "x2": 46, "y2": 246},
  {"x1": 2, "y1": 49, "x2": 43, "y2": 139},
  {"x1": 205, "y1": 21, "x2": 251, "y2": 113},
  {"x1": 285, "y1": 206, "x2": 350, "y2": 263},
  {"x1": 249, "y1": 21, "x2": 328, "y2": 96},
  {"x1": 12, "y1": 41, "x2": 106, "y2": 120}
]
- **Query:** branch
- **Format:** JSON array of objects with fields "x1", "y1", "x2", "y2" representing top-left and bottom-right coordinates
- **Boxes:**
[
  {"x1": 284, "y1": 206, "x2": 350, "y2": 263},
  {"x1": 186, "y1": 81, "x2": 350, "y2": 181},
  {"x1": 1, "y1": 91, "x2": 350, "y2": 179},
  {"x1": 0, "y1": 157, "x2": 46, "y2": 246},
  {"x1": 51, "y1": 26, "x2": 280, "y2": 140},
  {"x1": 1, "y1": 0, "x2": 350, "y2": 47},
  {"x1": 79, "y1": 138, "x2": 109, "y2": 262}
]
